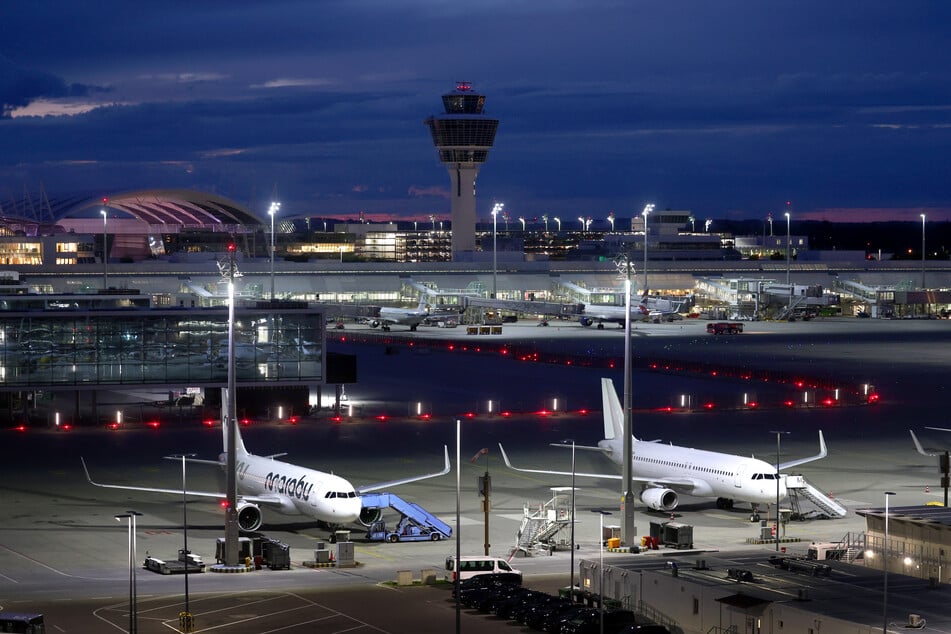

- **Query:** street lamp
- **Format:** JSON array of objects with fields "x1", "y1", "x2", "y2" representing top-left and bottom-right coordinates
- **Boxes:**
[
  {"x1": 578, "y1": 216, "x2": 585, "y2": 231},
  {"x1": 642, "y1": 203, "x2": 654, "y2": 292},
  {"x1": 518, "y1": 216, "x2": 525, "y2": 232},
  {"x1": 558, "y1": 440, "x2": 577, "y2": 597},
  {"x1": 769, "y1": 431, "x2": 790, "y2": 550},
  {"x1": 100, "y1": 209, "x2": 108, "y2": 290},
  {"x1": 542, "y1": 214, "x2": 549, "y2": 233},
  {"x1": 491, "y1": 202, "x2": 504, "y2": 299},
  {"x1": 607, "y1": 212, "x2": 615, "y2": 232},
  {"x1": 883, "y1": 491, "x2": 896, "y2": 634},
  {"x1": 171, "y1": 454, "x2": 196, "y2": 627},
  {"x1": 115, "y1": 510, "x2": 143, "y2": 634},
  {"x1": 785, "y1": 211, "x2": 791, "y2": 285},
  {"x1": 921, "y1": 213, "x2": 927, "y2": 291},
  {"x1": 591, "y1": 509, "x2": 612, "y2": 634},
  {"x1": 554, "y1": 217, "x2": 561, "y2": 232},
  {"x1": 268, "y1": 202, "x2": 280, "y2": 301}
]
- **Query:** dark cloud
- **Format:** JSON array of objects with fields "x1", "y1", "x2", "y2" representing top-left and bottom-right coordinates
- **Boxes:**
[
  {"x1": 2, "y1": 1, "x2": 951, "y2": 219},
  {"x1": 0, "y1": 56, "x2": 104, "y2": 117}
]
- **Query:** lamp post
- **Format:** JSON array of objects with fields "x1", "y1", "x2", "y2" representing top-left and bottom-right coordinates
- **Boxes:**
[
  {"x1": 554, "y1": 217, "x2": 561, "y2": 232},
  {"x1": 518, "y1": 216, "x2": 525, "y2": 232},
  {"x1": 785, "y1": 211, "x2": 791, "y2": 284},
  {"x1": 921, "y1": 213, "x2": 927, "y2": 291},
  {"x1": 172, "y1": 454, "x2": 196, "y2": 627},
  {"x1": 268, "y1": 202, "x2": 280, "y2": 301},
  {"x1": 491, "y1": 202, "x2": 503, "y2": 299},
  {"x1": 883, "y1": 491, "x2": 896, "y2": 634},
  {"x1": 591, "y1": 509, "x2": 612, "y2": 634},
  {"x1": 578, "y1": 216, "x2": 585, "y2": 231},
  {"x1": 561, "y1": 439, "x2": 577, "y2": 596},
  {"x1": 115, "y1": 510, "x2": 143, "y2": 634},
  {"x1": 607, "y1": 212, "x2": 615, "y2": 233},
  {"x1": 769, "y1": 431, "x2": 790, "y2": 550},
  {"x1": 642, "y1": 203, "x2": 654, "y2": 292},
  {"x1": 542, "y1": 214, "x2": 549, "y2": 233},
  {"x1": 101, "y1": 209, "x2": 108, "y2": 290}
]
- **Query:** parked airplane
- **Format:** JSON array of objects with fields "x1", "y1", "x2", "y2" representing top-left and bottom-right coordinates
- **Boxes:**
[
  {"x1": 82, "y1": 421, "x2": 450, "y2": 531},
  {"x1": 579, "y1": 298, "x2": 651, "y2": 328},
  {"x1": 500, "y1": 377, "x2": 827, "y2": 521},
  {"x1": 368, "y1": 298, "x2": 429, "y2": 331}
]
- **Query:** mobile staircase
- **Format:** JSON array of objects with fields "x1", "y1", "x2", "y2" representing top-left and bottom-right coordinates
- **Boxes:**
[
  {"x1": 785, "y1": 475, "x2": 848, "y2": 519},
  {"x1": 512, "y1": 487, "x2": 573, "y2": 557},
  {"x1": 359, "y1": 492, "x2": 452, "y2": 542}
]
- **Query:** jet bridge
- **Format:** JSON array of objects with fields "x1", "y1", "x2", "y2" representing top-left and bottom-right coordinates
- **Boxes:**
[{"x1": 359, "y1": 492, "x2": 452, "y2": 541}]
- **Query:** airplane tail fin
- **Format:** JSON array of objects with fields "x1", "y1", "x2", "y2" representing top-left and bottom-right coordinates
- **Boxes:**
[
  {"x1": 222, "y1": 417, "x2": 249, "y2": 457},
  {"x1": 601, "y1": 378, "x2": 627, "y2": 441}
]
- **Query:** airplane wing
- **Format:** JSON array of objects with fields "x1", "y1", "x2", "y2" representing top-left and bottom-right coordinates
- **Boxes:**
[
  {"x1": 498, "y1": 444, "x2": 704, "y2": 492},
  {"x1": 356, "y1": 445, "x2": 451, "y2": 493},
  {"x1": 778, "y1": 430, "x2": 827, "y2": 470},
  {"x1": 908, "y1": 427, "x2": 951, "y2": 457},
  {"x1": 80, "y1": 457, "x2": 283, "y2": 507}
]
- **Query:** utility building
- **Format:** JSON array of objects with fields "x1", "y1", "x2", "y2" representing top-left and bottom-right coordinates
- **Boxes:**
[{"x1": 424, "y1": 82, "x2": 499, "y2": 259}]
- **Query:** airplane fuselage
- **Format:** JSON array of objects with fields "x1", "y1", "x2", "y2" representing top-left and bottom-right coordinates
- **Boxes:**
[
  {"x1": 599, "y1": 438, "x2": 784, "y2": 505},
  {"x1": 231, "y1": 452, "x2": 362, "y2": 524}
]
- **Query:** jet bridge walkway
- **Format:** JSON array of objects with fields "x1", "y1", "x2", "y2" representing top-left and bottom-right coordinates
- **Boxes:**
[
  {"x1": 358, "y1": 492, "x2": 452, "y2": 541},
  {"x1": 785, "y1": 475, "x2": 848, "y2": 519}
]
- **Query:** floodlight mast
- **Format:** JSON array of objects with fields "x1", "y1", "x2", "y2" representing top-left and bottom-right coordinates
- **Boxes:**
[
  {"x1": 614, "y1": 253, "x2": 636, "y2": 545},
  {"x1": 223, "y1": 242, "x2": 240, "y2": 565}
]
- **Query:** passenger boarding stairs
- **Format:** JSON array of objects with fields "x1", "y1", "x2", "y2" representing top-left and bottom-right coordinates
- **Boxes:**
[
  {"x1": 784, "y1": 475, "x2": 848, "y2": 519},
  {"x1": 358, "y1": 492, "x2": 452, "y2": 539},
  {"x1": 512, "y1": 487, "x2": 573, "y2": 557}
]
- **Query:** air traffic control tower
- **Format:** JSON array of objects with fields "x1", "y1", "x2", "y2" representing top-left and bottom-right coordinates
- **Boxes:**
[{"x1": 425, "y1": 82, "x2": 499, "y2": 258}]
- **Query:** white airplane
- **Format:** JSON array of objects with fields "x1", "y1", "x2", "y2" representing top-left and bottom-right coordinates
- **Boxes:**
[
  {"x1": 82, "y1": 421, "x2": 451, "y2": 531},
  {"x1": 368, "y1": 298, "x2": 429, "y2": 331},
  {"x1": 499, "y1": 377, "x2": 827, "y2": 521},
  {"x1": 578, "y1": 299, "x2": 651, "y2": 328}
]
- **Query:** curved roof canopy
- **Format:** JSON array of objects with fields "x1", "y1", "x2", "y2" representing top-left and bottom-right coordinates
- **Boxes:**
[
  {"x1": 67, "y1": 190, "x2": 264, "y2": 227},
  {"x1": 4, "y1": 189, "x2": 263, "y2": 229}
]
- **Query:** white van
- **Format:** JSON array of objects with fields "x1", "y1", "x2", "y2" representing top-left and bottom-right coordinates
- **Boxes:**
[{"x1": 444, "y1": 555, "x2": 522, "y2": 582}]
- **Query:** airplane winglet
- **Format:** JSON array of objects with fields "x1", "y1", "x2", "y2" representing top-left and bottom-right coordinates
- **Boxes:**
[
  {"x1": 910, "y1": 429, "x2": 936, "y2": 457},
  {"x1": 80, "y1": 457, "x2": 96, "y2": 485},
  {"x1": 777, "y1": 430, "x2": 828, "y2": 470}
]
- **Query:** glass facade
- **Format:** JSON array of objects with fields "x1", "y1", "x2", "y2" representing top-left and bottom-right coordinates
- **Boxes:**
[{"x1": 0, "y1": 305, "x2": 324, "y2": 388}]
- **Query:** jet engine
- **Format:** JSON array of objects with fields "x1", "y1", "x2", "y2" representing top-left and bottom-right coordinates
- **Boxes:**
[
  {"x1": 236, "y1": 502, "x2": 263, "y2": 532},
  {"x1": 578, "y1": 317, "x2": 593, "y2": 327},
  {"x1": 368, "y1": 320, "x2": 380, "y2": 328},
  {"x1": 358, "y1": 506, "x2": 382, "y2": 527},
  {"x1": 640, "y1": 488, "x2": 678, "y2": 512}
]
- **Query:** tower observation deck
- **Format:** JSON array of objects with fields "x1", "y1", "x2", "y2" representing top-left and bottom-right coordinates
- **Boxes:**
[{"x1": 424, "y1": 81, "x2": 499, "y2": 258}]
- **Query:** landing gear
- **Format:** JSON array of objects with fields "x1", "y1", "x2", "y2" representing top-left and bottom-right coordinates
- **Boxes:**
[
  {"x1": 749, "y1": 503, "x2": 762, "y2": 523},
  {"x1": 597, "y1": 323, "x2": 605, "y2": 330}
]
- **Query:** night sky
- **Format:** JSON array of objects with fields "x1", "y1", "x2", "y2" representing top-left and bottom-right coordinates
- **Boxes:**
[{"x1": 2, "y1": 1, "x2": 951, "y2": 224}]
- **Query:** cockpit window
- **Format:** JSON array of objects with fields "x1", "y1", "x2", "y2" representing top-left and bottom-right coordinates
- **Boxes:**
[{"x1": 752, "y1": 473, "x2": 777, "y2": 480}]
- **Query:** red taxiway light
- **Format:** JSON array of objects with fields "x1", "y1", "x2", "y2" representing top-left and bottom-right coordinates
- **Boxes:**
[
  {"x1": 331, "y1": 415, "x2": 343, "y2": 423},
  {"x1": 577, "y1": 409, "x2": 589, "y2": 416},
  {"x1": 536, "y1": 410, "x2": 550, "y2": 417},
  {"x1": 867, "y1": 393, "x2": 881, "y2": 404},
  {"x1": 376, "y1": 415, "x2": 388, "y2": 422},
  {"x1": 15, "y1": 424, "x2": 27, "y2": 432},
  {"x1": 783, "y1": 400, "x2": 796, "y2": 408},
  {"x1": 464, "y1": 412, "x2": 476, "y2": 419},
  {"x1": 703, "y1": 402, "x2": 716, "y2": 410},
  {"x1": 203, "y1": 419, "x2": 216, "y2": 427},
  {"x1": 147, "y1": 420, "x2": 161, "y2": 429},
  {"x1": 500, "y1": 411, "x2": 512, "y2": 418}
]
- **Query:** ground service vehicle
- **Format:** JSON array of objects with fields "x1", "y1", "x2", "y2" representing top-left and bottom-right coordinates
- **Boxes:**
[
  {"x1": 445, "y1": 555, "x2": 523, "y2": 582},
  {"x1": 707, "y1": 322, "x2": 743, "y2": 335},
  {"x1": 0, "y1": 612, "x2": 45, "y2": 633}
]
